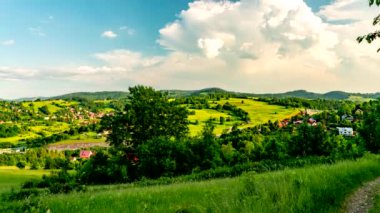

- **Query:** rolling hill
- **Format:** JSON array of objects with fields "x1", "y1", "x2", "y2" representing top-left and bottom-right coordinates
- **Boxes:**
[{"x1": 2, "y1": 88, "x2": 380, "y2": 101}]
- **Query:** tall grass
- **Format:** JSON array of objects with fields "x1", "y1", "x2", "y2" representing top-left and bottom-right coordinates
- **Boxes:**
[{"x1": 16, "y1": 155, "x2": 380, "y2": 213}]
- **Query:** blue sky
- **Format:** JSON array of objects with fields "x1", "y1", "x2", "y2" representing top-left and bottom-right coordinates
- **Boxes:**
[{"x1": 0, "y1": 0, "x2": 379, "y2": 98}]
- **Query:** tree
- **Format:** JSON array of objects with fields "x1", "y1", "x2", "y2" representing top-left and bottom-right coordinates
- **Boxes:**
[
  {"x1": 16, "y1": 161, "x2": 26, "y2": 169},
  {"x1": 357, "y1": 0, "x2": 380, "y2": 52},
  {"x1": 103, "y1": 86, "x2": 189, "y2": 149}
]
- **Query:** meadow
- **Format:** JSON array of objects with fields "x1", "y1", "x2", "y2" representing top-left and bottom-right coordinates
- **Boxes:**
[
  {"x1": 7, "y1": 155, "x2": 379, "y2": 213},
  {"x1": 214, "y1": 98, "x2": 300, "y2": 126},
  {"x1": 0, "y1": 167, "x2": 49, "y2": 194},
  {"x1": 188, "y1": 109, "x2": 236, "y2": 136},
  {"x1": 187, "y1": 98, "x2": 299, "y2": 135}
]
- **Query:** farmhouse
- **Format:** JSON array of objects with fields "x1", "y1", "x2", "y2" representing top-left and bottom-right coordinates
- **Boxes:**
[
  {"x1": 337, "y1": 127, "x2": 354, "y2": 136},
  {"x1": 80, "y1": 150, "x2": 94, "y2": 159}
]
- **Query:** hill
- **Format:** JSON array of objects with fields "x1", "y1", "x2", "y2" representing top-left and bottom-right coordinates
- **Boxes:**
[
  {"x1": 52, "y1": 91, "x2": 129, "y2": 101},
  {"x1": 1, "y1": 88, "x2": 380, "y2": 101}
]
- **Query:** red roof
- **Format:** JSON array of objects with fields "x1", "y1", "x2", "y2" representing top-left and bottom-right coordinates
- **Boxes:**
[{"x1": 80, "y1": 150, "x2": 93, "y2": 159}]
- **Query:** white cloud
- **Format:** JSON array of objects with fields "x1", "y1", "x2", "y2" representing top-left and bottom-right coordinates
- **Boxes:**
[
  {"x1": 3, "y1": 0, "x2": 380, "y2": 97},
  {"x1": 102, "y1": 30, "x2": 118, "y2": 39},
  {"x1": 1, "y1": 40, "x2": 15, "y2": 46},
  {"x1": 29, "y1": 27, "x2": 46, "y2": 37},
  {"x1": 119, "y1": 26, "x2": 135, "y2": 35}
]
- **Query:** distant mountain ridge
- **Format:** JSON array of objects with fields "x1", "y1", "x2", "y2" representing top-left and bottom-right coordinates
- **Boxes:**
[
  {"x1": 52, "y1": 91, "x2": 130, "y2": 101},
  {"x1": 2, "y1": 88, "x2": 380, "y2": 101}
]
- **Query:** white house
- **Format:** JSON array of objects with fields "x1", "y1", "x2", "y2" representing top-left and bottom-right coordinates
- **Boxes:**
[{"x1": 337, "y1": 127, "x2": 354, "y2": 136}]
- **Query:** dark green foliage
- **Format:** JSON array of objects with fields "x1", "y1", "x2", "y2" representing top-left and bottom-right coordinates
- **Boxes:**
[
  {"x1": 77, "y1": 149, "x2": 129, "y2": 184},
  {"x1": 16, "y1": 161, "x2": 26, "y2": 169},
  {"x1": 38, "y1": 105, "x2": 49, "y2": 115},
  {"x1": 104, "y1": 86, "x2": 189, "y2": 149},
  {"x1": 137, "y1": 137, "x2": 191, "y2": 178},
  {"x1": 0, "y1": 124, "x2": 20, "y2": 138},
  {"x1": 359, "y1": 103, "x2": 380, "y2": 153},
  {"x1": 221, "y1": 102, "x2": 249, "y2": 122}
]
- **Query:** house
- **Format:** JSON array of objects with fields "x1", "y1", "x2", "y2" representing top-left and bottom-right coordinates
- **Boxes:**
[
  {"x1": 278, "y1": 119, "x2": 289, "y2": 128},
  {"x1": 337, "y1": 127, "x2": 354, "y2": 136},
  {"x1": 80, "y1": 150, "x2": 94, "y2": 159},
  {"x1": 307, "y1": 118, "x2": 317, "y2": 126},
  {"x1": 293, "y1": 120, "x2": 303, "y2": 125}
]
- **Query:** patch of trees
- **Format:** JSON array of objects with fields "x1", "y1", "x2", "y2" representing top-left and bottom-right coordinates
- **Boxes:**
[
  {"x1": 0, "y1": 148, "x2": 76, "y2": 170},
  {"x1": 257, "y1": 97, "x2": 355, "y2": 110},
  {"x1": 218, "y1": 102, "x2": 249, "y2": 122},
  {"x1": 0, "y1": 124, "x2": 20, "y2": 138}
]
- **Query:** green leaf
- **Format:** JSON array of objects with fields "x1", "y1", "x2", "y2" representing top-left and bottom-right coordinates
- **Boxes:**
[
  {"x1": 369, "y1": 0, "x2": 374, "y2": 6},
  {"x1": 357, "y1": 36, "x2": 364, "y2": 43},
  {"x1": 374, "y1": 14, "x2": 380, "y2": 25}
]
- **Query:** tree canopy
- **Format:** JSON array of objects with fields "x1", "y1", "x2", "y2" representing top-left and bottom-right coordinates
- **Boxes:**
[{"x1": 103, "y1": 85, "x2": 189, "y2": 149}]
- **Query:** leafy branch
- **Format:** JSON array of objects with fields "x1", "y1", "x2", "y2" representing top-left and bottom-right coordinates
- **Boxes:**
[{"x1": 357, "y1": 0, "x2": 380, "y2": 52}]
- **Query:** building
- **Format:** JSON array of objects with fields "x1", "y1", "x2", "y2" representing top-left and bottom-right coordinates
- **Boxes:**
[
  {"x1": 337, "y1": 127, "x2": 354, "y2": 136},
  {"x1": 80, "y1": 150, "x2": 94, "y2": 159}
]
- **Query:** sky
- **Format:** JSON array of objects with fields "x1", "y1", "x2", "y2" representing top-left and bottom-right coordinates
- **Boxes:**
[{"x1": 0, "y1": 0, "x2": 379, "y2": 99}]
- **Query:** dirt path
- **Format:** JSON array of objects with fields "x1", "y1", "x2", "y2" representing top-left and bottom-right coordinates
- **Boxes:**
[{"x1": 344, "y1": 177, "x2": 380, "y2": 213}]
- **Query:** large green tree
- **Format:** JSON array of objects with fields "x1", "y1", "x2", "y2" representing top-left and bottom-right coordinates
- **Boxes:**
[
  {"x1": 103, "y1": 85, "x2": 189, "y2": 149},
  {"x1": 357, "y1": 0, "x2": 380, "y2": 52}
]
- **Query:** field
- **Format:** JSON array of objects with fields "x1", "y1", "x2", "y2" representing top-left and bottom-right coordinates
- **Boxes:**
[
  {"x1": 348, "y1": 95, "x2": 374, "y2": 103},
  {"x1": 1, "y1": 97, "x2": 299, "y2": 144},
  {"x1": 187, "y1": 98, "x2": 299, "y2": 135},
  {"x1": 188, "y1": 109, "x2": 237, "y2": 136},
  {"x1": 0, "y1": 167, "x2": 49, "y2": 194},
  {"x1": 21, "y1": 100, "x2": 77, "y2": 114},
  {"x1": 215, "y1": 98, "x2": 300, "y2": 126},
  {"x1": 9, "y1": 155, "x2": 379, "y2": 213}
]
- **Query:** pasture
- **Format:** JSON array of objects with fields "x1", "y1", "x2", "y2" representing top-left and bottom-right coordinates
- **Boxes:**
[
  {"x1": 188, "y1": 109, "x2": 237, "y2": 136},
  {"x1": 214, "y1": 98, "x2": 300, "y2": 127},
  {"x1": 187, "y1": 98, "x2": 300, "y2": 135}
]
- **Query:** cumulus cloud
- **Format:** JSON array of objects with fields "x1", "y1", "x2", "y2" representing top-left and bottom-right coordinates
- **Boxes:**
[
  {"x1": 1, "y1": 40, "x2": 15, "y2": 46},
  {"x1": 3, "y1": 0, "x2": 380, "y2": 96},
  {"x1": 0, "y1": 66, "x2": 38, "y2": 81},
  {"x1": 102, "y1": 30, "x2": 118, "y2": 39}
]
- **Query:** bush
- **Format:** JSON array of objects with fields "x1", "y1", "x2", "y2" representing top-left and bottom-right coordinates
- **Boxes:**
[{"x1": 16, "y1": 161, "x2": 26, "y2": 169}]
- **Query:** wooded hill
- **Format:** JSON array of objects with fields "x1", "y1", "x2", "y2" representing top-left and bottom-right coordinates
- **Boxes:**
[{"x1": 3, "y1": 88, "x2": 380, "y2": 101}]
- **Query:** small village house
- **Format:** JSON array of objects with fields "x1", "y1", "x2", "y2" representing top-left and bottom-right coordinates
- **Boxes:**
[
  {"x1": 80, "y1": 150, "x2": 94, "y2": 159},
  {"x1": 337, "y1": 127, "x2": 354, "y2": 136}
]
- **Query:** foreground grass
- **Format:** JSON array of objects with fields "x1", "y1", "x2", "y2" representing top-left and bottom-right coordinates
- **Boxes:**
[
  {"x1": 0, "y1": 167, "x2": 49, "y2": 194},
  {"x1": 12, "y1": 155, "x2": 379, "y2": 213}
]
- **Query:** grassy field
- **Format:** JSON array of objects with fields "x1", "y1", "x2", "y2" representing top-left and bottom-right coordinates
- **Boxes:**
[
  {"x1": 7, "y1": 155, "x2": 378, "y2": 213},
  {"x1": 215, "y1": 98, "x2": 300, "y2": 127},
  {"x1": 0, "y1": 167, "x2": 49, "y2": 194},
  {"x1": 348, "y1": 95, "x2": 374, "y2": 103},
  {"x1": 187, "y1": 98, "x2": 299, "y2": 135},
  {"x1": 188, "y1": 109, "x2": 237, "y2": 136},
  {"x1": 21, "y1": 100, "x2": 77, "y2": 113}
]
